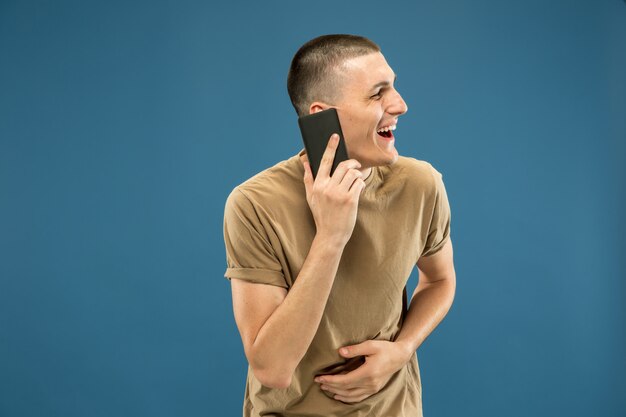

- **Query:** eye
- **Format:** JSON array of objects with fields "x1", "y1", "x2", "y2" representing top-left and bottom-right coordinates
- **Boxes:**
[{"x1": 371, "y1": 91, "x2": 382, "y2": 100}]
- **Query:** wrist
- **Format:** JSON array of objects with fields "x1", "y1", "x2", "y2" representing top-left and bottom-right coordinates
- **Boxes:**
[
  {"x1": 394, "y1": 339, "x2": 416, "y2": 363},
  {"x1": 314, "y1": 232, "x2": 348, "y2": 250}
]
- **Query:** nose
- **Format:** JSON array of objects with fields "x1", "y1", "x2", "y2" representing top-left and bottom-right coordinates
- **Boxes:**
[{"x1": 387, "y1": 88, "x2": 408, "y2": 116}]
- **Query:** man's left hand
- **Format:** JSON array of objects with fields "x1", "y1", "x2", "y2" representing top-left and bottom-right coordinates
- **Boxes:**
[{"x1": 314, "y1": 340, "x2": 414, "y2": 403}]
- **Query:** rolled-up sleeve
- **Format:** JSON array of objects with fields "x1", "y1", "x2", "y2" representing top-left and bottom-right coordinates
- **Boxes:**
[
  {"x1": 223, "y1": 188, "x2": 287, "y2": 288},
  {"x1": 421, "y1": 164, "x2": 452, "y2": 257}
]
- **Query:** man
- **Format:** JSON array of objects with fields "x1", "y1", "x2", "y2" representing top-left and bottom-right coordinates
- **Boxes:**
[{"x1": 223, "y1": 34, "x2": 456, "y2": 417}]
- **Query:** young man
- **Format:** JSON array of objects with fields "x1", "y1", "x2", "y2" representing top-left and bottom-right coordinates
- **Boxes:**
[{"x1": 223, "y1": 34, "x2": 456, "y2": 417}]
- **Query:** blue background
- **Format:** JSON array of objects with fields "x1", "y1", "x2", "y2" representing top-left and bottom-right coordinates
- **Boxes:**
[{"x1": 1, "y1": 0, "x2": 625, "y2": 416}]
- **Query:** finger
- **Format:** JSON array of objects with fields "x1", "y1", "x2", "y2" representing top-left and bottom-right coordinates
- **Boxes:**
[
  {"x1": 328, "y1": 159, "x2": 362, "y2": 187},
  {"x1": 316, "y1": 134, "x2": 339, "y2": 179},
  {"x1": 337, "y1": 169, "x2": 363, "y2": 194},
  {"x1": 333, "y1": 392, "x2": 372, "y2": 404},
  {"x1": 301, "y1": 159, "x2": 314, "y2": 194},
  {"x1": 349, "y1": 178, "x2": 366, "y2": 197},
  {"x1": 340, "y1": 341, "x2": 380, "y2": 358},
  {"x1": 321, "y1": 385, "x2": 368, "y2": 397},
  {"x1": 317, "y1": 366, "x2": 367, "y2": 389},
  {"x1": 300, "y1": 153, "x2": 309, "y2": 167}
]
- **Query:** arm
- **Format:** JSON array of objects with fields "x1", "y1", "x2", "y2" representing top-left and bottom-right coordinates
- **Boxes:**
[
  {"x1": 395, "y1": 237, "x2": 456, "y2": 354},
  {"x1": 231, "y1": 235, "x2": 346, "y2": 389},
  {"x1": 314, "y1": 238, "x2": 456, "y2": 403},
  {"x1": 230, "y1": 134, "x2": 366, "y2": 389}
]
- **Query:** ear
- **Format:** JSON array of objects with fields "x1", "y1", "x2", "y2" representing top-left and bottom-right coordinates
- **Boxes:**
[{"x1": 308, "y1": 102, "x2": 329, "y2": 114}]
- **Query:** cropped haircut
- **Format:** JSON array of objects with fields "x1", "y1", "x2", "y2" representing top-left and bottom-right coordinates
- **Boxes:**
[{"x1": 287, "y1": 34, "x2": 380, "y2": 117}]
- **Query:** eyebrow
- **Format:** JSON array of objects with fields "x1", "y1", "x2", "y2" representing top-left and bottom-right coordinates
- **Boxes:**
[{"x1": 369, "y1": 74, "x2": 397, "y2": 92}]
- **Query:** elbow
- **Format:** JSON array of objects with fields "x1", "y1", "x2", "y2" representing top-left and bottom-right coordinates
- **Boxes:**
[
  {"x1": 247, "y1": 347, "x2": 294, "y2": 389},
  {"x1": 251, "y1": 366, "x2": 293, "y2": 389},
  {"x1": 443, "y1": 273, "x2": 456, "y2": 306}
]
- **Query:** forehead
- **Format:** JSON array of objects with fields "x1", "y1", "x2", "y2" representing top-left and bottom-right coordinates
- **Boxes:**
[{"x1": 337, "y1": 52, "x2": 395, "y2": 91}]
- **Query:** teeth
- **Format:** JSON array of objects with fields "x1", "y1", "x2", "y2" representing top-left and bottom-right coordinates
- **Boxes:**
[{"x1": 377, "y1": 124, "x2": 396, "y2": 133}]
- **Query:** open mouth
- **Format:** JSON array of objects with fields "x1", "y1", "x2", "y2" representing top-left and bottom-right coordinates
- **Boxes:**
[{"x1": 376, "y1": 124, "x2": 396, "y2": 140}]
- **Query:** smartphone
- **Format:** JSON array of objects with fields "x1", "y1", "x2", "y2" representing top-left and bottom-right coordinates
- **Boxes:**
[{"x1": 298, "y1": 108, "x2": 349, "y2": 179}]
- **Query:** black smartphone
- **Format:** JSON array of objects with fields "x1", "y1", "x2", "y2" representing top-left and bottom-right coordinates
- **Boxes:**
[{"x1": 298, "y1": 108, "x2": 350, "y2": 179}]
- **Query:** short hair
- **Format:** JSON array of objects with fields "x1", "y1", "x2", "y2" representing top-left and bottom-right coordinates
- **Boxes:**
[{"x1": 287, "y1": 34, "x2": 381, "y2": 117}]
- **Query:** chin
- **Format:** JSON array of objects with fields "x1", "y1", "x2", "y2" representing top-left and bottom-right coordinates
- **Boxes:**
[
  {"x1": 387, "y1": 151, "x2": 399, "y2": 165},
  {"x1": 380, "y1": 149, "x2": 399, "y2": 166}
]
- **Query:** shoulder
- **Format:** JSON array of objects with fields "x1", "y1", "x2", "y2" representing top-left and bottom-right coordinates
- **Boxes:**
[
  {"x1": 393, "y1": 155, "x2": 437, "y2": 174},
  {"x1": 226, "y1": 153, "x2": 304, "y2": 213},
  {"x1": 385, "y1": 155, "x2": 444, "y2": 193}
]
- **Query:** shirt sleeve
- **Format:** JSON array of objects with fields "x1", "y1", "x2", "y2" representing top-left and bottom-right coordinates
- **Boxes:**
[
  {"x1": 421, "y1": 164, "x2": 452, "y2": 257},
  {"x1": 222, "y1": 188, "x2": 288, "y2": 288}
]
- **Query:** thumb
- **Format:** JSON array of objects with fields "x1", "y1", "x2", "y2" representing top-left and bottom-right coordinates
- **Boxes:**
[{"x1": 339, "y1": 341, "x2": 378, "y2": 358}]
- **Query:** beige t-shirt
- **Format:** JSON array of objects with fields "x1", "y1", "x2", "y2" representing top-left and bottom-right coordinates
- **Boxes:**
[{"x1": 223, "y1": 149, "x2": 451, "y2": 417}]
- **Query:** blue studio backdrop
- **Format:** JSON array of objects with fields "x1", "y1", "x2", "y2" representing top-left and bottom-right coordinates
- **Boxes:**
[{"x1": 1, "y1": 1, "x2": 625, "y2": 416}]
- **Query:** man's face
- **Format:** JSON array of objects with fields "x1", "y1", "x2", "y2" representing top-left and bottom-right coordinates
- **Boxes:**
[{"x1": 312, "y1": 52, "x2": 408, "y2": 168}]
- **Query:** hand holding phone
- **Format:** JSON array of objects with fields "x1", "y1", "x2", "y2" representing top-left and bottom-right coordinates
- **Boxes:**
[
  {"x1": 298, "y1": 108, "x2": 350, "y2": 179},
  {"x1": 299, "y1": 113, "x2": 366, "y2": 246}
]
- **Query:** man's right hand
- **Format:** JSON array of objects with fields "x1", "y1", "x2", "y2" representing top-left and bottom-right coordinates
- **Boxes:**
[{"x1": 300, "y1": 133, "x2": 366, "y2": 247}]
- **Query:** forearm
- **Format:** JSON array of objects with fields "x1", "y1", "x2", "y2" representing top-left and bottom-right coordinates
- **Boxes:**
[
  {"x1": 395, "y1": 278, "x2": 456, "y2": 355},
  {"x1": 251, "y1": 233, "x2": 345, "y2": 384}
]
